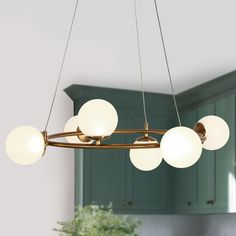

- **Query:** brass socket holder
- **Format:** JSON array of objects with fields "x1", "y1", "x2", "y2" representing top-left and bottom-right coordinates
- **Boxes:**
[{"x1": 193, "y1": 122, "x2": 207, "y2": 143}]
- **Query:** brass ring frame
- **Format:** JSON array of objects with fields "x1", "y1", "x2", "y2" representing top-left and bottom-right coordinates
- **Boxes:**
[
  {"x1": 45, "y1": 129, "x2": 166, "y2": 149},
  {"x1": 44, "y1": 123, "x2": 206, "y2": 150}
]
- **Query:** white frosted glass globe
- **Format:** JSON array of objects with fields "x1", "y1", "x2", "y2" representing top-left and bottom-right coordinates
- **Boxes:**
[
  {"x1": 64, "y1": 116, "x2": 93, "y2": 144},
  {"x1": 64, "y1": 116, "x2": 80, "y2": 143},
  {"x1": 5, "y1": 126, "x2": 45, "y2": 165},
  {"x1": 78, "y1": 99, "x2": 118, "y2": 137},
  {"x1": 160, "y1": 126, "x2": 202, "y2": 168},
  {"x1": 130, "y1": 141, "x2": 162, "y2": 171},
  {"x1": 198, "y1": 115, "x2": 230, "y2": 150}
]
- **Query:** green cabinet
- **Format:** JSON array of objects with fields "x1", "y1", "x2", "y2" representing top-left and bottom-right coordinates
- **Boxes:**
[
  {"x1": 81, "y1": 107, "x2": 127, "y2": 211},
  {"x1": 195, "y1": 103, "x2": 215, "y2": 211},
  {"x1": 214, "y1": 95, "x2": 235, "y2": 211},
  {"x1": 195, "y1": 95, "x2": 235, "y2": 213},
  {"x1": 175, "y1": 110, "x2": 197, "y2": 212},
  {"x1": 176, "y1": 93, "x2": 236, "y2": 214},
  {"x1": 125, "y1": 109, "x2": 173, "y2": 213},
  {"x1": 67, "y1": 85, "x2": 175, "y2": 214},
  {"x1": 66, "y1": 70, "x2": 236, "y2": 215}
]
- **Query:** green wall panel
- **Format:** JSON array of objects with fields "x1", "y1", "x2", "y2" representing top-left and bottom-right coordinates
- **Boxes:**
[
  {"x1": 175, "y1": 110, "x2": 197, "y2": 212},
  {"x1": 66, "y1": 70, "x2": 236, "y2": 215},
  {"x1": 214, "y1": 95, "x2": 235, "y2": 210},
  {"x1": 69, "y1": 86, "x2": 175, "y2": 214},
  {"x1": 125, "y1": 109, "x2": 171, "y2": 213},
  {"x1": 196, "y1": 103, "x2": 215, "y2": 211}
]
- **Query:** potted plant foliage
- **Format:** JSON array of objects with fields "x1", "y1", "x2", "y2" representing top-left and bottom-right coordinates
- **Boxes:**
[{"x1": 54, "y1": 205, "x2": 140, "y2": 236}]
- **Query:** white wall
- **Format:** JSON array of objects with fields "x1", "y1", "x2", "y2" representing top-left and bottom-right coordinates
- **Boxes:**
[
  {"x1": 0, "y1": 1, "x2": 76, "y2": 233},
  {"x1": 0, "y1": 65, "x2": 75, "y2": 236}
]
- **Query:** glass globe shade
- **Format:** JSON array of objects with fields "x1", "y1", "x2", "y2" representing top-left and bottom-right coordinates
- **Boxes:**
[
  {"x1": 78, "y1": 99, "x2": 118, "y2": 137},
  {"x1": 5, "y1": 126, "x2": 45, "y2": 165},
  {"x1": 130, "y1": 140, "x2": 162, "y2": 171},
  {"x1": 160, "y1": 126, "x2": 202, "y2": 168},
  {"x1": 64, "y1": 116, "x2": 93, "y2": 144},
  {"x1": 198, "y1": 115, "x2": 230, "y2": 150}
]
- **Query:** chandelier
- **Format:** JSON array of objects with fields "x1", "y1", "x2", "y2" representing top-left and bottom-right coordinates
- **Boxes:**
[{"x1": 5, "y1": 0, "x2": 230, "y2": 171}]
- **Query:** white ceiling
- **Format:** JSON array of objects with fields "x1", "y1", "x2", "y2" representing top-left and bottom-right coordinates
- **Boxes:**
[{"x1": 1, "y1": 0, "x2": 236, "y2": 94}]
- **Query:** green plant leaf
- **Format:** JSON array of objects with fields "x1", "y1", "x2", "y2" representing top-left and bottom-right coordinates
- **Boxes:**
[{"x1": 54, "y1": 205, "x2": 140, "y2": 236}]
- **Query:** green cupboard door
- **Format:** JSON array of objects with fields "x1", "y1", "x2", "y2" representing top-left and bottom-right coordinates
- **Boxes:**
[
  {"x1": 82, "y1": 108, "x2": 127, "y2": 211},
  {"x1": 214, "y1": 94, "x2": 235, "y2": 211},
  {"x1": 125, "y1": 109, "x2": 170, "y2": 213},
  {"x1": 196, "y1": 103, "x2": 215, "y2": 211},
  {"x1": 175, "y1": 110, "x2": 197, "y2": 212}
]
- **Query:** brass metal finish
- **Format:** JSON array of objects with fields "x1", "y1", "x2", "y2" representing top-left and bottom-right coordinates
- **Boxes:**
[
  {"x1": 41, "y1": 131, "x2": 48, "y2": 156},
  {"x1": 45, "y1": 128, "x2": 166, "y2": 150},
  {"x1": 47, "y1": 140, "x2": 160, "y2": 149},
  {"x1": 76, "y1": 128, "x2": 110, "y2": 144},
  {"x1": 42, "y1": 131, "x2": 48, "y2": 146},
  {"x1": 136, "y1": 136, "x2": 157, "y2": 142},
  {"x1": 48, "y1": 129, "x2": 166, "y2": 139},
  {"x1": 194, "y1": 122, "x2": 206, "y2": 136},
  {"x1": 114, "y1": 129, "x2": 166, "y2": 135},
  {"x1": 95, "y1": 139, "x2": 101, "y2": 145},
  {"x1": 144, "y1": 122, "x2": 149, "y2": 131},
  {"x1": 193, "y1": 122, "x2": 207, "y2": 143},
  {"x1": 88, "y1": 135, "x2": 111, "y2": 144},
  {"x1": 76, "y1": 128, "x2": 93, "y2": 143},
  {"x1": 44, "y1": 124, "x2": 208, "y2": 150}
]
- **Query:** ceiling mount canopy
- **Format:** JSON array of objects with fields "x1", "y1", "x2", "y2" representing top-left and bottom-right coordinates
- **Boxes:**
[{"x1": 5, "y1": 0, "x2": 230, "y2": 171}]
